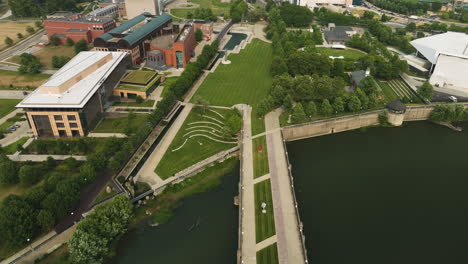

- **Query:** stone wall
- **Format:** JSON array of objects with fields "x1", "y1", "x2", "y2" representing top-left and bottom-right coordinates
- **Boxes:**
[{"x1": 282, "y1": 111, "x2": 381, "y2": 141}]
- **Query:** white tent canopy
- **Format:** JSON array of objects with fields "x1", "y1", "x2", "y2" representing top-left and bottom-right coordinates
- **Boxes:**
[{"x1": 410, "y1": 32, "x2": 468, "y2": 64}]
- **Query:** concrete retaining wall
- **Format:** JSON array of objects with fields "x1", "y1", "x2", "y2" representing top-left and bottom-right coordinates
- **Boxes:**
[{"x1": 283, "y1": 111, "x2": 381, "y2": 141}]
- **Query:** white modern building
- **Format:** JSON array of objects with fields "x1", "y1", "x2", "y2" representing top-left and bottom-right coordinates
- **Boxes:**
[
  {"x1": 410, "y1": 32, "x2": 468, "y2": 96},
  {"x1": 296, "y1": 0, "x2": 353, "y2": 8},
  {"x1": 125, "y1": 0, "x2": 161, "y2": 18}
]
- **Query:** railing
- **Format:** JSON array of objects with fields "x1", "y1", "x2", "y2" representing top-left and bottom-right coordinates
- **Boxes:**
[
  {"x1": 236, "y1": 117, "x2": 245, "y2": 264},
  {"x1": 216, "y1": 20, "x2": 234, "y2": 41},
  {"x1": 281, "y1": 130, "x2": 309, "y2": 263}
]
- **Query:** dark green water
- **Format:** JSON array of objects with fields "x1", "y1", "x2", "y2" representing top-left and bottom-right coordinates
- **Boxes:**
[
  {"x1": 112, "y1": 166, "x2": 239, "y2": 264},
  {"x1": 287, "y1": 121, "x2": 468, "y2": 264}
]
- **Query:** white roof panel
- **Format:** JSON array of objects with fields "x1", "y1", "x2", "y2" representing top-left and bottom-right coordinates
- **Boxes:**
[
  {"x1": 410, "y1": 32, "x2": 468, "y2": 64},
  {"x1": 17, "y1": 51, "x2": 127, "y2": 109},
  {"x1": 430, "y1": 54, "x2": 468, "y2": 91}
]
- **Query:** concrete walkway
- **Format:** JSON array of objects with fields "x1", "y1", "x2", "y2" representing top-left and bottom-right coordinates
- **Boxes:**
[
  {"x1": 0, "y1": 90, "x2": 29, "y2": 99},
  {"x1": 0, "y1": 109, "x2": 22, "y2": 126},
  {"x1": 239, "y1": 104, "x2": 257, "y2": 264},
  {"x1": 87, "y1": 132, "x2": 127, "y2": 138},
  {"x1": 265, "y1": 109, "x2": 306, "y2": 264},
  {"x1": 136, "y1": 104, "x2": 193, "y2": 185},
  {"x1": 0, "y1": 120, "x2": 31, "y2": 147}
]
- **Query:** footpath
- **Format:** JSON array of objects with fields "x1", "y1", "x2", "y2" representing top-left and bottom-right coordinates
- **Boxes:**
[{"x1": 264, "y1": 109, "x2": 306, "y2": 264}]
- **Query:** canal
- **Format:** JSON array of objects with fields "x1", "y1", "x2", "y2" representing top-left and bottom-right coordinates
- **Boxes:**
[
  {"x1": 287, "y1": 121, "x2": 468, "y2": 264},
  {"x1": 111, "y1": 165, "x2": 239, "y2": 264}
]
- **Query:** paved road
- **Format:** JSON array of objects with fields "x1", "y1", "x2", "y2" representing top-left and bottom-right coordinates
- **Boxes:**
[
  {"x1": 265, "y1": 109, "x2": 306, "y2": 264},
  {"x1": 8, "y1": 154, "x2": 87, "y2": 162},
  {"x1": 0, "y1": 10, "x2": 11, "y2": 20},
  {"x1": 0, "y1": 64, "x2": 57, "y2": 74},
  {"x1": 0, "y1": 90, "x2": 29, "y2": 99},
  {"x1": 0, "y1": 30, "x2": 45, "y2": 61}
]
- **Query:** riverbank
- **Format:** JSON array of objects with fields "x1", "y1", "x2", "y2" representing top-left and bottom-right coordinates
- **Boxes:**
[{"x1": 36, "y1": 157, "x2": 239, "y2": 264}]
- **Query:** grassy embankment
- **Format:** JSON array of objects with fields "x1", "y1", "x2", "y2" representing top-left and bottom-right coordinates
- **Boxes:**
[
  {"x1": 2, "y1": 137, "x2": 29, "y2": 154},
  {"x1": 252, "y1": 135, "x2": 269, "y2": 178},
  {"x1": 254, "y1": 179, "x2": 275, "y2": 243},
  {"x1": 192, "y1": 39, "x2": 273, "y2": 136},
  {"x1": 170, "y1": 0, "x2": 230, "y2": 19},
  {"x1": 8, "y1": 46, "x2": 76, "y2": 69},
  {"x1": 113, "y1": 100, "x2": 155, "y2": 107},
  {"x1": 315, "y1": 47, "x2": 366, "y2": 60},
  {"x1": 0, "y1": 70, "x2": 51, "y2": 90},
  {"x1": 0, "y1": 99, "x2": 21, "y2": 119},
  {"x1": 93, "y1": 115, "x2": 149, "y2": 133},
  {"x1": 155, "y1": 107, "x2": 238, "y2": 179},
  {"x1": 257, "y1": 243, "x2": 279, "y2": 264}
]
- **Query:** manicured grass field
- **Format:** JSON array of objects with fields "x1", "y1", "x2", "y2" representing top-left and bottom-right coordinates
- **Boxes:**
[
  {"x1": 170, "y1": 0, "x2": 229, "y2": 18},
  {"x1": 0, "y1": 22, "x2": 36, "y2": 50},
  {"x1": 254, "y1": 179, "x2": 276, "y2": 243},
  {"x1": 9, "y1": 46, "x2": 77, "y2": 69},
  {"x1": 113, "y1": 100, "x2": 155, "y2": 107},
  {"x1": 0, "y1": 99, "x2": 21, "y2": 119},
  {"x1": 378, "y1": 81, "x2": 399, "y2": 102},
  {"x1": 122, "y1": 70, "x2": 157, "y2": 84},
  {"x1": 192, "y1": 39, "x2": 273, "y2": 107},
  {"x1": 0, "y1": 70, "x2": 51, "y2": 89},
  {"x1": 316, "y1": 47, "x2": 366, "y2": 60},
  {"x1": 93, "y1": 114, "x2": 149, "y2": 133},
  {"x1": 155, "y1": 107, "x2": 238, "y2": 179},
  {"x1": 253, "y1": 136, "x2": 269, "y2": 178},
  {"x1": 2, "y1": 137, "x2": 29, "y2": 154},
  {"x1": 378, "y1": 78, "x2": 421, "y2": 103},
  {"x1": 251, "y1": 108, "x2": 265, "y2": 136},
  {"x1": 256, "y1": 243, "x2": 279, "y2": 264}
]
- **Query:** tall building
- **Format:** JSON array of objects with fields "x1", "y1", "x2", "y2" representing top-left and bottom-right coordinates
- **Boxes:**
[
  {"x1": 16, "y1": 52, "x2": 129, "y2": 137},
  {"x1": 44, "y1": 12, "x2": 116, "y2": 44},
  {"x1": 99, "y1": 0, "x2": 127, "y2": 17},
  {"x1": 125, "y1": 0, "x2": 161, "y2": 18}
]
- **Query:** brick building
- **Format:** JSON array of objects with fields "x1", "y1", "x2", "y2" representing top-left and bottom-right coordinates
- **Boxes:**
[
  {"x1": 94, "y1": 12, "x2": 173, "y2": 64},
  {"x1": 181, "y1": 19, "x2": 213, "y2": 39},
  {"x1": 44, "y1": 12, "x2": 116, "y2": 44},
  {"x1": 16, "y1": 51, "x2": 129, "y2": 137},
  {"x1": 99, "y1": 0, "x2": 127, "y2": 17},
  {"x1": 147, "y1": 24, "x2": 196, "y2": 69}
]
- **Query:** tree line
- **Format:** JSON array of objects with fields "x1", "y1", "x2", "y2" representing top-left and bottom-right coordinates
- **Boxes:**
[
  {"x1": 367, "y1": 0, "x2": 437, "y2": 15},
  {"x1": 8, "y1": 0, "x2": 86, "y2": 18}
]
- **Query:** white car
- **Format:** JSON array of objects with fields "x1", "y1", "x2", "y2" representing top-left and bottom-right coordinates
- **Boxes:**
[{"x1": 448, "y1": 96, "x2": 458, "y2": 102}]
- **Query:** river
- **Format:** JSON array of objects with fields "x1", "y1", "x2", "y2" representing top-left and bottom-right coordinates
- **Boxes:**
[
  {"x1": 287, "y1": 121, "x2": 468, "y2": 264},
  {"x1": 112, "y1": 166, "x2": 239, "y2": 264}
]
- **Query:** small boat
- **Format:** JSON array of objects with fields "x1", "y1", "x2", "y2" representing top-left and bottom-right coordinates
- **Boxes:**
[{"x1": 188, "y1": 218, "x2": 200, "y2": 232}]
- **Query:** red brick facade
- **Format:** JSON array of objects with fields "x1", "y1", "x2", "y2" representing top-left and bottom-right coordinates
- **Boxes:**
[
  {"x1": 150, "y1": 25, "x2": 195, "y2": 68},
  {"x1": 44, "y1": 16, "x2": 116, "y2": 44}
]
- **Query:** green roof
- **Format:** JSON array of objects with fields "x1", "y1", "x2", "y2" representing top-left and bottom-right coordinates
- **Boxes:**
[
  {"x1": 97, "y1": 12, "x2": 152, "y2": 42},
  {"x1": 122, "y1": 13, "x2": 172, "y2": 46}
]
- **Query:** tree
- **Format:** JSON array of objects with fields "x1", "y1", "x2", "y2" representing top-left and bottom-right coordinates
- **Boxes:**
[
  {"x1": 18, "y1": 53, "x2": 41, "y2": 74},
  {"x1": 0, "y1": 195, "x2": 38, "y2": 246},
  {"x1": 19, "y1": 165, "x2": 40, "y2": 185},
  {"x1": 4, "y1": 37, "x2": 13, "y2": 47},
  {"x1": 135, "y1": 95, "x2": 143, "y2": 104},
  {"x1": 46, "y1": 156, "x2": 56, "y2": 169},
  {"x1": 0, "y1": 160, "x2": 18, "y2": 184},
  {"x1": 304, "y1": 101, "x2": 317, "y2": 117},
  {"x1": 34, "y1": 21, "x2": 42, "y2": 28},
  {"x1": 52, "y1": 56, "x2": 71, "y2": 68},
  {"x1": 224, "y1": 112, "x2": 242, "y2": 136},
  {"x1": 64, "y1": 157, "x2": 78, "y2": 170},
  {"x1": 37, "y1": 209, "x2": 55, "y2": 231},
  {"x1": 417, "y1": 81, "x2": 433, "y2": 100},
  {"x1": 279, "y1": 3, "x2": 313, "y2": 27},
  {"x1": 405, "y1": 22, "x2": 416, "y2": 32},
  {"x1": 347, "y1": 95, "x2": 362, "y2": 112},
  {"x1": 282, "y1": 95, "x2": 293, "y2": 111},
  {"x1": 291, "y1": 103, "x2": 307, "y2": 123},
  {"x1": 332, "y1": 97, "x2": 345, "y2": 114},
  {"x1": 17, "y1": 33, "x2": 24, "y2": 39},
  {"x1": 357, "y1": 88, "x2": 369, "y2": 110},
  {"x1": 74, "y1": 39, "x2": 88, "y2": 54},
  {"x1": 195, "y1": 28, "x2": 203, "y2": 42},
  {"x1": 66, "y1": 37, "x2": 74, "y2": 46},
  {"x1": 381, "y1": 14, "x2": 389, "y2": 22},
  {"x1": 320, "y1": 99, "x2": 333, "y2": 116},
  {"x1": 26, "y1": 26, "x2": 35, "y2": 34},
  {"x1": 271, "y1": 56, "x2": 288, "y2": 76},
  {"x1": 416, "y1": 31, "x2": 425, "y2": 38},
  {"x1": 363, "y1": 11, "x2": 375, "y2": 20},
  {"x1": 49, "y1": 35, "x2": 61, "y2": 46}
]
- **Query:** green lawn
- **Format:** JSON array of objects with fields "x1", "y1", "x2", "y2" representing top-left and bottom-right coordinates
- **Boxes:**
[
  {"x1": 256, "y1": 243, "x2": 279, "y2": 264},
  {"x1": 0, "y1": 112, "x2": 26, "y2": 133},
  {"x1": 251, "y1": 108, "x2": 265, "y2": 136},
  {"x1": 192, "y1": 39, "x2": 273, "y2": 107},
  {"x1": 316, "y1": 47, "x2": 366, "y2": 60},
  {"x1": 0, "y1": 70, "x2": 51, "y2": 90},
  {"x1": 253, "y1": 136, "x2": 269, "y2": 178},
  {"x1": 122, "y1": 70, "x2": 157, "y2": 84},
  {"x1": 155, "y1": 107, "x2": 238, "y2": 179},
  {"x1": 93, "y1": 114, "x2": 149, "y2": 133},
  {"x1": 254, "y1": 179, "x2": 275, "y2": 243},
  {"x1": 0, "y1": 99, "x2": 21, "y2": 119},
  {"x1": 170, "y1": 0, "x2": 229, "y2": 18},
  {"x1": 113, "y1": 100, "x2": 155, "y2": 107},
  {"x1": 2, "y1": 137, "x2": 29, "y2": 154},
  {"x1": 378, "y1": 81, "x2": 399, "y2": 102}
]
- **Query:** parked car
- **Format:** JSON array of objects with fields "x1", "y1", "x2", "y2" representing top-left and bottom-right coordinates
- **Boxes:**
[
  {"x1": 7, "y1": 126, "x2": 16, "y2": 132},
  {"x1": 14, "y1": 124, "x2": 20, "y2": 128},
  {"x1": 22, "y1": 91, "x2": 28, "y2": 95},
  {"x1": 448, "y1": 96, "x2": 458, "y2": 103}
]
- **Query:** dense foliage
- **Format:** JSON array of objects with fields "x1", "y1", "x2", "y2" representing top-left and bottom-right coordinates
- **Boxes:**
[
  {"x1": 417, "y1": 81, "x2": 433, "y2": 101},
  {"x1": 368, "y1": 0, "x2": 433, "y2": 15},
  {"x1": 52, "y1": 56, "x2": 71, "y2": 68},
  {"x1": 187, "y1": 8, "x2": 217, "y2": 21},
  {"x1": 68, "y1": 196, "x2": 133, "y2": 264},
  {"x1": 9, "y1": 0, "x2": 85, "y2": 18},
  {"x1": 18, "y1": 53, "x2": 41, "y2": 74},
  {"x1": 279, "y1": 2, "x2": 313, "y2": 27},
  {"x1": 230, "y1": 0, "x2": 248, "y2": 22},
  {"x1": 430, "y1": 104, "x2": 468, "y2": 122}
]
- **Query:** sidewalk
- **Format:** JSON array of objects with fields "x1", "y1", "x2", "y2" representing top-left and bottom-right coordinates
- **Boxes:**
[
  {"x1": 265, "y1": 109, "x2": 306, "y2": 264},
  {"x1": 8, "y1": 154, "x2": 87, "y2": 162}
]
